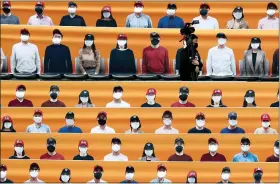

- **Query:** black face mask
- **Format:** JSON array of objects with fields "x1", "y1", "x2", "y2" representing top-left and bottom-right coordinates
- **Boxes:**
[
  {"x1": 98, "y1": 119, "x2": 106, "y2": 126},
  {"x1": 179, "y1": 94, "x2": 188, "y2": 101},
  {"x1": 94, "y1": 173, "x2": 102, "y2": 179},
  {"x1": 47, "y1": 145, "x2": 55, "y2": 153},
  {"x1": 200, "y1": 9, "x2": 208, "y2": 16},
  {"x1": 254, "y1": 173, "x2": 262, "y2": 182},
  {"x1": 2, "y1": 7, "x2": 11, "y2": 14},
  {"x1": 35, "y1": 7, "x2": 43, "y2": 15},
  {"x1": 175, "y1": 145, "x2": 183, "y2": 153},
  {"x1": 151, "y1": 39, "x2": 160, "y2": 46},
  {"x1": 50, "y1": 92, "x2": 58, "y2": 99},
  {"x1": 193, "y1": 43, "x2": 198, "y2": 49}
]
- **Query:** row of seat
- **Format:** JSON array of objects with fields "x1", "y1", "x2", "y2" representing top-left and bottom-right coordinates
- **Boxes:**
[
  {"x1": 1, "y1": 160, "x2": 278, "y2": 182},
  {"x1": 1, "y1": 26, "x2": 278, "y2": 74},
  {"x1": 1, "y1": 108, "x2": 278, "y2": 133},
  {"x1": 1, "y1": 81, "x2": 278, "y2": 107},
  {"x1": 1, "y1": 133, "x2": 277, "y2": 161}
]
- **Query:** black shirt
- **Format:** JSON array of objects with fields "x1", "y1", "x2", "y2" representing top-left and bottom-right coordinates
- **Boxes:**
[
  {"x1": 120, "y1": 180, "x2": 138, "y2": 183},
  {"x1": 60, "y1": 15, "x2": 86, "y2": 26},
  {"x1": 270, "y1": 101, "x2": 279, "y2": 107},
  {"x1": 96, "y1": 18, "x2": 117, "y2": 27},
  {"x1": 207, "y1": 104, "x2": 227, "y2": 107},
  {"x1": 9, "y1": 155, "x2": 30, "y2": 159},
  {"x1": 73, "y1": 154, "x2": 94, "y2": 160},
  {"x1": 141, "y1": 102, "x2": 161, "y2": 107},
  {"x1": 109, "y1": 49, "x2": 136, "y2": 75},
  {"x1": 217, "y1": 181, "x2": 233, "y2": 183},
  {"x1": 252, "y1": 52, "x2": 257, "y2": 67},
  {"x1": 1, "y1": 129, "x2": 16, "y2": 132},
  {"x1": 188, "y1": 127, "x2": 211, "y2": 133},
  {"x1": 0, "y1": 179, "x2": 13, "y2": 183}
]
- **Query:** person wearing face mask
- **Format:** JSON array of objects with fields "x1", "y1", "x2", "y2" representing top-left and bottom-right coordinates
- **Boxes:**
[
  {"x1": 141, "y1": 88, "x2": 161, "y2": 107},
  {"x1": 1, "y1": 115, "x2": 16, "y2": 133},
  {"x1": 76, "y1": 90, "x2": 95, "y2": 107},
  {"x1": 158, "y1": 3, "x2": 184, "y2": 28},
  {"x1": 125, "y1": 115, "x2": 144, "y2": 134},
  {"x1": 266, "y1": 140, "x2": 279, "y2": 162},
  {"x1": 59, "y1": 168, "x2": 71, "y2": 183},
  {"x1": 40, "y1": 137, "x2": 65, "y2": 160},
  {"x1": 73, "y1": 140, "x2": 94, "y2": 160},
  {"x1": 24, "y1": 163, "x2": 44, "y2": 183},
  {"x1": 96, "y1": 5, "x2": 117, "y2": 27},
  {"x1": 272, "y1": 48, "x2": 279, "y2": 77},
  {"x1": 258, "y1": 2, "x2": 279, "y2": 30},
  {"x1": 168, "y1": 138, "x2": 193, "y2": 161},
  {"x1": 27, "y1": 1, "x2": 53, "y2": 26},
  {"x1": 60, "y1": 1, "x2": 86, "y2": 26},
  {"x1": 155, "y1": 110, "x2": 179, "y2": 134},
  {"x1": 44, "y1": 29, "x2": 73, "y2": 74},
  {"x1": 186, "y1": 171, "x2": 197, "y2": 183},
  {"x1": 139, "y1": 142, "x2": 158, "y2": 161},
  {"x1": 207, "y1": 89, "x2": 227, "y2": 108},
  {"x1": 150, "y1": 164, "x2": 172, "y2": 183},
  {"x1": 11, "y1": 28, "x2": 41, "y2": 74},
  {"x1": 126, "y1": 1, "x2": 152, "y2": 28},
  {"x1": 253, "y1": 168, "x2": 264, "y2": 183},
  {"x1": 188, "y1": 113, "x2": 211, "y2": 134},
  {"x1": 232, "y1": 137, "x2": 258, "y2": 162},
  {"x1": 120, "y1": 166, "x2": 138, "y2": 183},
  {"x1": 104, "y1": 137, "x2": 128, "y2": 161},
  {"x1": 217, "y1": 167, "x2": 233, "y2": 183},
  {"x1": 26, "y1": 110, "x2": 51, "y2": 133},
  {"x1": 109, "y1": 34, "x2": 136, "y2": 75},
  {"x1": 192, "y1": 3, "x2": 219, "y2": 29},
  {"x1": 91, "y1": 111, "x2": 115, "y2": 134},
  {"x1": 8, "y1": 84, "x2": 33, "y2": 107},
  {"x1": 106, "y1": 86, "x2": 131, "y2": 108},
  {"x1": 0, "y1": 1, "x2": 20, "y2": 25},
  {"x1": 58, "y1": 112, "x2": 82, "y2": 133},
  {"x1": 226, "y1": 6, "x2": 249, "y2": 29},
  {"x1": 9, "y1": 140, "x2": 30, "y2": 159},
  {"x1": 254, "y1": 113, "x2": 277, "y2": 134},
  {"x1": 200, "y1": 138, "x2": 226, "y2": 162},
  {"x1": 220, "y1": 112, "x2": 245, "y2": 134},
  {"x1": 242, "y1": 37, "x2": 269, "y2": 76},
  {"x1": 0, "y1": 164, "x2": 13, "y2": 183},
  {"x1": 142, "y1": 32, "x2": 170, "y2": 74},
  {"x1": 41, "y1": 85, "x2": 66, "y2": 107},
  {"x1": 171, "y1": 86, "x2": 195, "y2": 107},
  {"x1": 79, "y1": 34, "x2": 100, "y2": 75},
  {"x1": 206, "y1": 33, "x2": 236, "y2": 76},
  {"x1": 88, "y1": 165, "x2": 107, "y2": 183},
  {"x1": 242, "y1": 90, "x2": 257, "y2": 107},
  {"x1": 270, "y1": 90, "x2": 279, "y2": 107}
]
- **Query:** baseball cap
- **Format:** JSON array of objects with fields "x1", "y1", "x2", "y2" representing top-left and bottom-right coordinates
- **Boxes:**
[
  {"x1": 14, "y1": 139, "x2": 24, "y2": 147},
  {"x1": 113, "y1": 86, "x2": 123, "y2": 92},
  {"x1": 144, "y1": 142, "x2": 154, "y2": 150},
  {"x1": 34, "y1": 109, "x2": 43, "y2": 116},
  {"x1": 94, "y1": 165, "x2": 103, "y2": 172},
  {"x1": 175, "y1": 137, "x2": 184, "y2": 144},
  {"x1": 2, "y1": 115, "x2": 13, "y2": 123},
  {"x1": 167, "y1": 3, "x2": 177, "y2": 9},
  {"x1": 254, "y1": 167, "x2": 263, "y2": 174},
  {"x1": 78, "y1": 140, "x2": 88, "y2": 147},
  {"x1": 126, "y1": 166, "x2": 135, "y2": 173},
  {"x1": 16, "y1": 84, "x2": 26, "y2": 91},
  {"x1": 117, "y1": 34, "x2": 127, "y2": 40},
  {"x1": 30, "y1": 163, "x2": 40, "y2": 170},
  {"x1": 251, "y1": 37, "x2": 261, "y2": 44},
  {"x1": 80, "y1": 90, "x2": 89, "y2": 97},
  {"x1": 97, "y1": 111, "x2": 107, "y2": 118},
  {"x1": 50, "y1": 85, "x2": 60, "y2": 91},
  {"x1": 179, "y1": 86, "x2": 189, "y2": 94},
  {"x1": 245, "y1": 90, "x2": 255, "y2": 97},
  {"x1": 200, "y1": 3, "x2": 210, "y2": 9},
  {"x1": 53, "y1": 29, "x2": 63, "y2": 37},
  {"x1": 261, "y1": 113, "x2": 271, "y2": 121},
  {"x1": 0, "y1": 164, "x2": 7, "y2": 171},
  {"x1": 196, "y1": 112, "x2": 205, "y2": 119},
  {"x1": 241, "y1": 137, "x2": 250, "y2": 144},
  {"x1": 111, "y1": 137, "x2": 121, "y2": 144},
  {"x1": 216, "y1": 33, "x2": 227, "y2": 39},
  {"x1": 274, "y1": 140, "x2": 279, "y2": 147},
  {"x1": 187, "y1": 170, "x2": 197, "y2": 178},
  {"x1": 212, "y1": 89, "x2": 222, "y2": 96},
  {"x1": 162, "y1": 110, "x2": 172, "y2": 118},
  {"x1": 130, "y1": 115, "x2": 140, "y2": 122},
  {"x1": 222, "y1": 167, "x2": 231, "y2": 173},
  {"x1": 84, "y1": 34, "x2": 94, "y2": 41},
  {"x1": 65, "y1": 111, "x2": 75, "y2": 119},
  {"x1": 146, "y1": 88, "x2": 156, "y2": 95},
  {"x1": 47, "y1": 137, "x2": 56, "y2": 145},
  {"x1": 233, "y1": 6, "x2": 243, "y2": 12},
  {"x1": 2, "y1": 1, "x2": 11, "y2": 7},
  {"x1": 150, "y1": 32, "x2": 160, "y2": 39},
  {"x1": 61, "y1": 168, "x2": 71, "y2": 175},
  {"x1": 35, "y1": 1, "x2": 45, "y2": 7},
  {"x1": 208, "y1": 138, "x2": 218, "y2": 144},
  {"x1": 134, "y1": 1, "x2": 144, "y2": 7},
  {"x1": 157, "y1": 164, "x2": 167, "y2": 171},
  {"x1": 68, "y1": 1, "x2": 77, "y2": 7},
  {"x1": 228, "y1": 112, "x2": 237, "y2": 119}
]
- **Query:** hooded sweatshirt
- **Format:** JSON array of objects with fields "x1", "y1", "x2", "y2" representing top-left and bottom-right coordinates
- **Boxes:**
[{"x1": 96, "y1": 6, "x2": 117, "y2": 27}]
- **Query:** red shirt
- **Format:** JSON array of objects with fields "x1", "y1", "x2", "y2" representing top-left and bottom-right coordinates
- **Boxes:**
[
  {"x1": 41, "y1": 100, "x2": 66, "y2": 107},
  {"x1": 266, "y1": 155, "x2": 279, "y2": 162},
  {"x1": 142, "y1": 46, "x2": 170, "y2": 74},
  {"x1": 40, "y1": 153, "x2": 65, "y2": 160},
  {"x1": 8, "y1": 99, "x2": 33, "y2": 107},
  {"x1": 171, "y1": 101, "x2": 195, "y2": 107},
  {"x1": 200, "y1": 152, "x2": 227, "y2": 162},
  {"x1": 167, "y1": 153, "x2": 193, "y2": 161}
]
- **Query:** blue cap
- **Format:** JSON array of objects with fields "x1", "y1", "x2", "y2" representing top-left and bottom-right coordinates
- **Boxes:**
[{"x1": 228, "y1": 112, "x2": 237, "y2": 119}]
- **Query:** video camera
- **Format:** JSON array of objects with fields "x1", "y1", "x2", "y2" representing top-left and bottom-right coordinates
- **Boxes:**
[{"x1": 180, "y1": 20, "x2": 199, "y2": 44}]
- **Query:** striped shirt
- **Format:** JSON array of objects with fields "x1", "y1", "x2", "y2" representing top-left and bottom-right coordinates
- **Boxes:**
[
  {"x1": 126, "y1": 13, "x2": 152, "y2": 28},
  {"x1": 232, "y1": 152, "x2": 258, "y2": 162},
  {"x1": 27, "y1": 14, "x2": 53, "y2": 26},
  {"x1": 26, "y1": 123, "x2": 51, "y2": 133}
]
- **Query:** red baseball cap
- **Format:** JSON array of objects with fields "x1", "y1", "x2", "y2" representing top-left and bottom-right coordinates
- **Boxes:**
[
  {"x1": 94, "y1": 165, "x2": 104, "y2": 172},
  {"x1": 35, "y1": 1, "x2": 45, "y2": 7},
  {"x1": 196, "y1": 112, "x2": 205, "y2": 119},
  {"x1": 146, "y1": 88, "x2": 156, "y2": 95},
  {"x1": 34, "y1": 110, "x2": 43, "y2": 116},
  {"x1": 254, "y1": 167, "x2": 263, "y2": 174},
  {"x1": 187, "y1": 170, "x2": 197, "y2": 178},
  {"x1": 78, "y1": 140, "x2": 88, "y2": 147},
  {"x1": 212, "y1": 89, "x2": 222, "y2": 96},
  {"x1": 117, "y1": 34, "x2": 127, "y2": 40},
  {"x1": 261, "y1": 114, "x2": 271, "y2": 121},
  {"x1": 97, "y1": 111, "x2": 107, "y2": 118},
  {"x1": 2, "y1": 115, "x2": 13, "y2": 123},
  {"x1": 2, "y1": 1, "x2": 11, "y2": 7},
  {"x1": 200, "y1": 3, "x2": 210, "y2": 9},
  {"x1": 134, "y1": 1, "x2": 144, "y2": 7},
  {"x1": 14, "y1": 139, "x2": 24, "y2": 147},
  {"x1": 16, "y1": 84, "x2": 26, "y2": 91},
  {"x1": 157, "y1": 164, "x2": 167, "y2": 171},
  {"x1": 0, "y1": 164, "x2": 7, "y2": 171}
]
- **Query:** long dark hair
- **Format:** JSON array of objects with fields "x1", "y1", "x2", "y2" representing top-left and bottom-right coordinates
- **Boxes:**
[
  {"x1": 130, "y1": 119, "x2": 141, "y2": 131},
  {"x1": 232, "y1": 10, "x2": 244, "y2": 20},
  {"x1": 186, "y1": 177, "x2": 197, "y2": 183},
  {"x1": 13, "y1": 150, "x2": 26, "y2": 157},
  {"x1": 242, "y1": 97, "x2": 257, "y2": 107},
  {"x1": 77, "y1": 90, "x2": 92, "y2": 105},
  {"x1": 210, "y1": 98, "x2": 225, "y2": 106},
  {"x1": 247, "y1": 42, "x2": 262, "y2": 50},
  {"x1": 83, "y1": 39, "x2": 98, "y2": 61},
  {"x1": 59, "y1": 175, "x2": 71, "y2": 183},
  {"x1": 1, "y1": 123, "x2": 16, "y2": 132},
  {"x1": 141, "y1": 146, "x2": 156, "y2": 157}
]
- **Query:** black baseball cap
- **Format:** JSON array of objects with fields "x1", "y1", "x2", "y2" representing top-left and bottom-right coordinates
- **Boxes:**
[
  {"x1": 216, "y1": 33, "x2": 227, "y2": 39},
  {"x1": 126, "y1": 166, "x2": 135, "y2": 173},
  {"x1": 233, "y1": 6, "x2": 243, "y2": 12},
  {"x1": 111, "y1": 137, "x2": 121, "y2": 144},
  {"x1": 30, "y1": 163, "x2": 40, "y2": 170},
  {"x1": 144, "y1": 142, "x2": 154, "y2": 150},
  {"x1": 274, "y1": 140, "x2": 279, "y2": 147},
  {"x1": 50, "y1": 85, "x2": 59, "y2": 91},
  {"x1": 222, "y1": 167, "x2": 231, "y2": 173},
  {"x1": 84, "y1": 34, "x2": 94, "y2": 41},
  {"x1": 80, "y1": 90, "x2": 89, "y2": 97},
  {"x1": 150, "y1": 32, "x2": 160, "y2": 39},
  {"x1": 245, "y1": 90, "x2": 255, "y2": 97},
  {"x1": 113, "y1": 86, "x2": 123, "y2": 92},
  {"x1": 179, "y1": 86, "x2": 189, "y2": 94},
  {"x1": 130, "y1": 115, "x2": 140, "y2": 122},
  {"x1": 47, "y1": 137, "x2": 56, "y2": 145},
  {"x1": 167, "y1": 3, "x2": 177, "y2": 9},
  {"x1": 68, "y1": 1, "x2": 77, "y2": 7},
  {"x1": 175, "y1": 137, "x2": 184, "y2": 144},
  {"x1": 61, "y1": 168, "x2": 71, "y2": 175},
  {"x1": 228, "y1": 112, "x2": 237, "y2": 119},
  {"x1": 65, "y1": 112, "x2": 74, "y2": 119},
  {"x1": 251, "y1": 37, "x2": 261, "y2": 43}
]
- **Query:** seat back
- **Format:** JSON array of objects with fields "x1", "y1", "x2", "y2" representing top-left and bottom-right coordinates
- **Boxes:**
[
  {"x1": 140, "y1": 59, "x2": 142, "y2": 74},
  {"x1": 265, "y1": 60, "x2": 270, "y2": 75},
  {"x1": 75, "y1": 57, "x2": 82, "y2": 74},
  {"x1": 239, "y1": 60, "x2": 244, "y2": 75},
  {"x1": 99, "y1": 58, "x2": 105, "y2": 74},
  {"x1": 2, "y1": 56, "x2": 8, "y2": 73}
]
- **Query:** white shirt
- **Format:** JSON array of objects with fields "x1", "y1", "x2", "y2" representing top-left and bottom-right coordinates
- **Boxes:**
[
  {"x1": 193, "y1": 15, "x2": 219, "y2": 29},
  {"x1": 24, "y1": 178, "x2": 44, "y2": 183},
  {"x1": 88, "y1": 179, "x2": 107, "y2": 183},
  {"x1": 26, "y1": 123, "x2": 51, "y2": 133},
  {"x1": 90, "y1": 125, "x2": 115, "y2": 134},
  {"x1": 104, "y1": 153, "x2": 128, "y2": 161},
  {"x1": 206, "y1": 46, "x2": 236, "y2": 76},
  {"x1": 106, "y1": 100, "x2": 130, "y2": 108},
  {"x1": 155, "y1": 126, "x2": 179, "y2": 134}
]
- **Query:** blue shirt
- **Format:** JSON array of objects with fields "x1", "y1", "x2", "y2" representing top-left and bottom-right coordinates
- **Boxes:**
[
  {"x1": 220, "y1": 127, "x2": 245, "y2": 134},
  {"x1": 158, "y1": 16, "x2": 184, "y2": 28},
  {"x1": 120, "y1": 180, "x2": 138, "y2": 183},
  {"x1": 58, "y1": 126, "x2": 82, "y2": 133},
  {"x1": 232, "y1": 152, "x2": 258, "y2": 162}
]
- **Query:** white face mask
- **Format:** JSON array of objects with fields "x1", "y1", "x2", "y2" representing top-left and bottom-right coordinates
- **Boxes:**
[
  {"x1": 221, "y1": 173, "x2": 230, "y2": 180},
  {"x1": 30, "y1": 171, "x2": 39, "y2": 178},
  {"x1": 113, "y1": 92, "x2": 122, "y2": 99},
  {"x1": 15, "y1": 146, "x2": 24, "y2": 153},
  {"x1": 218, "y1": 38, "x2": 227, "y2": 45},
  {"x1": 188, "y1": 177, "x2": 196, "y2": 183},
  {"x1": 157, "y1": 171, "x2": 166, "y2": 178},
  {"x1": 16, "y1": 91, "x2": 25, "y2": 98},
  {"x1": 166, "y1": 9, "x2": 176, "y2": 16},
  {"x1": 163, "y1": 118, "x2": 172, "y2": 126},
  {"x1": 61, "y1": 175, "x2": 70, "y2": 182},
  {"x1": 146, "y1": 95, "x2": 155, "y2": 103},
  {"x1": 233, "y1": 12, "x2": 242, "y2": 19},
  {"x1": 79, "y1": 147, "x2": 88, "y2": 154},
  {"x1": 196, "y1": 120, "x2": 205, "y2": 127},
  {"x1": 251, "y1": 43, "x2": 260, "y2": 49},
  {"x1": 0, "y1": 171, "x2": 7, "y2": 179},
  {"x1": 112, "y1": 144, "x2": 120, "y2": 152},
  {"x1": 241, "y1": 145, "x2": 250, "y2": 152},
  {"x1": 274, "y1": 147, "x2": 279, "y2": 155},
  {"x1": 212, "y1": 96, "x2": 222, "y2": 103},
  {"x1": 117, "y1": 40, "x2": 127, "y2": 47},
  {"x1": 131, "y1": 122, "x2": 140, "y2": 130},
  {"x1": 134, "y1": 7, "x2": 143, "y2": 13},
  {"x1": 52, "y1": 38, "x2": 61, "y2": 45},
  {"x1": 125, "y1": 173, "x2": 134, "y2": 180},
  {"x1": 267, "y1": 9, "x2": 276, "y2": 16},
  {"x1": 262, "y1": 121, "x2": 270, "y2": 128},
  {"x1": 4, "y1": 122, "x2": 12, "y2": 129},
  {"x1": 145, "y1": 150, "x2": 153, "y2": 156},
  {"x1": 21, "y1": 35, "x2": 29, "y2": 42},
  {"x1": 80, "y1": 97, "x2": 89, "y2": 103},
  {"x1": 85, "y1": 40, "x2": 93, "y2": 47},
  {"x1": 103, "y1": 12, "x2": 111, "y2": 18},
  {"x1": 66, "y1": 119, "x2": 74, "y2": 126},
  {"x1": 33, "y1": 116, "x2": 42, "y2": 123},
  {"x1": 209, "y1": 145, "x2": 218, "y2": 152},
  {"x1": 229, "y1": 120, "x2": 237, "y2": 126},
  {"x1": 245, "y1": 97, "x2": 254, "y2": 104},
  {"x1": 68, "y1": 7, "x2": 76, "y2": 14}
]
